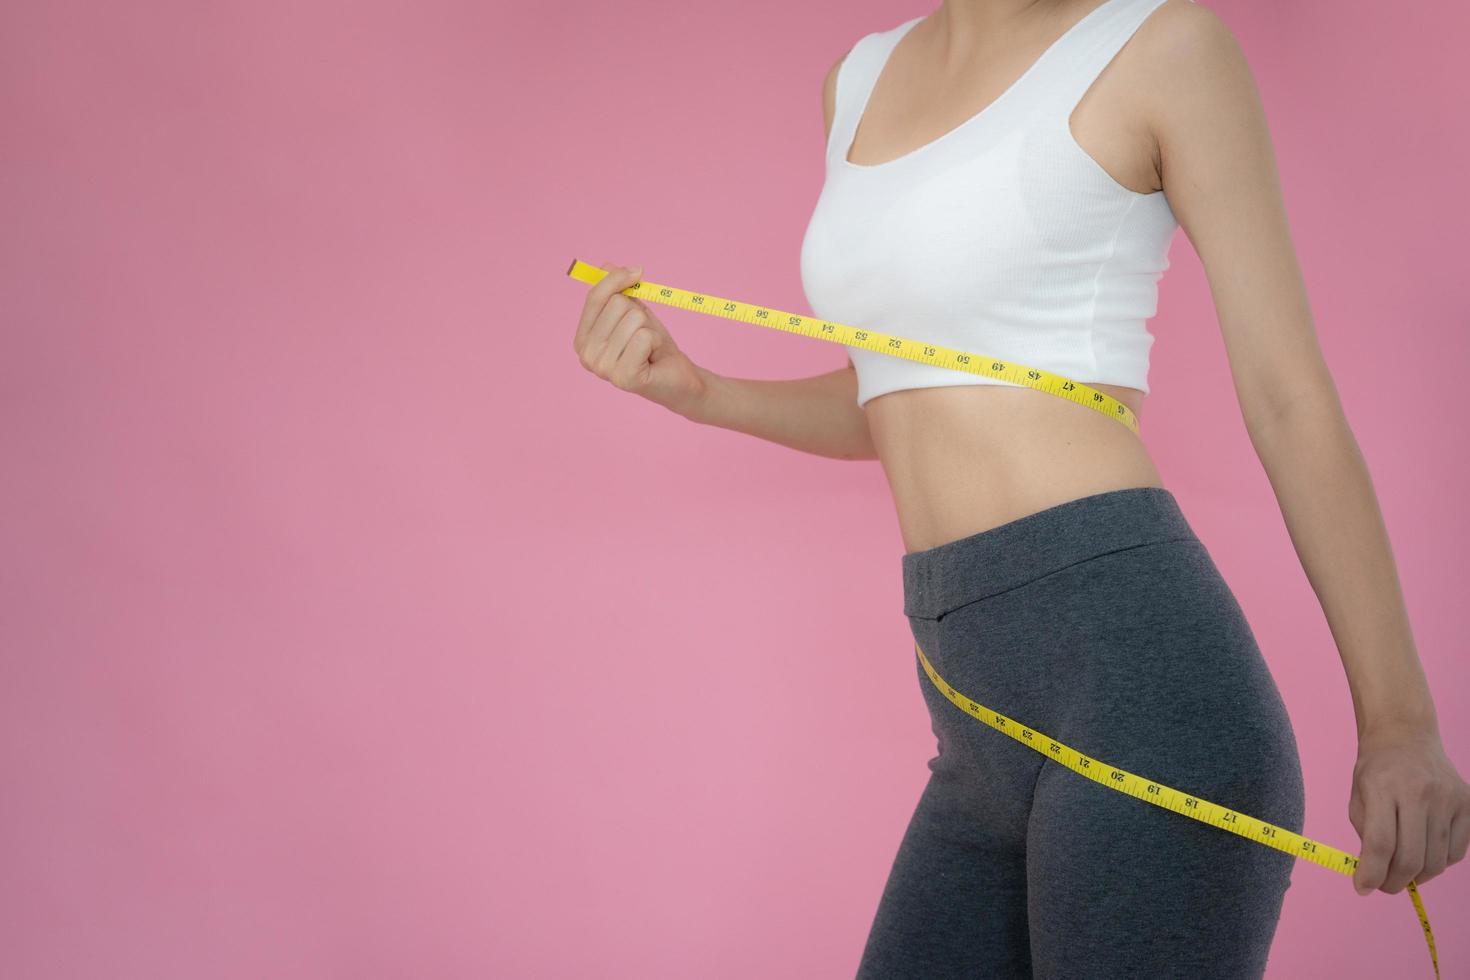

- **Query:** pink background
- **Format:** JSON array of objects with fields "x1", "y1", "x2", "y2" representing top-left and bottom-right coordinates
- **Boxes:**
[{"x1": 3, "y1": 1, "x2": 1467, "y2": 977}]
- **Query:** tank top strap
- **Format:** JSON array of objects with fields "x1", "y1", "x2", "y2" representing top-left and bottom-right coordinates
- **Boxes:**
[
  {"x1": 825, "y1": 16, "x2": 924, "y2": 165},
  {"x1": 1024, "y1": 0, "x2": 1173, "y2": 125}
]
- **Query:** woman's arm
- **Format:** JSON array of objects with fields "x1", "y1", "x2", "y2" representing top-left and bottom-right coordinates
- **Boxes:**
[
  {"x1": 678, "y1": 362, "x2": 877, "y2": 460},
  {"x1": 573, "y1": 261, "x2": 875, "y2": 459},
  {"x1": 1144, "y1": 0, "x2": 1469, "y2": 894}
]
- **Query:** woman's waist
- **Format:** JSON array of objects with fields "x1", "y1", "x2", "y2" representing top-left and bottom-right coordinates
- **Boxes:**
[{"x1": 865, "y1": 385, "x2": 1163, "y2": 555}]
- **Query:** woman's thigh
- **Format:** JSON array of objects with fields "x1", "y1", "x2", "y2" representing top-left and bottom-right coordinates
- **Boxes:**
[
  {"x1": 855, "y1": 769, "x2": 1039, "y2": 979},
  {"x1": 1013, "y1": 538, "x2": 1306, "y2": 978},
  {"x1": 1026, "y1": 758, "x2": 1297, "y2": 978}
]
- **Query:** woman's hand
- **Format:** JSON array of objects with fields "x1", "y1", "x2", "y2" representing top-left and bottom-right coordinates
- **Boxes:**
[
  {"x1": 1349, "y1": 721, "x2": 1470, "y2": 894},
  {"x1": 573, "y1": 261, "x2": 709, "y2": 417}
]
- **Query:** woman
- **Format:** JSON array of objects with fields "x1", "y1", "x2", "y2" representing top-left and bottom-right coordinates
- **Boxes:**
[{"x1": 571, "y1": 0, "x2": 1469, "y2": 975}]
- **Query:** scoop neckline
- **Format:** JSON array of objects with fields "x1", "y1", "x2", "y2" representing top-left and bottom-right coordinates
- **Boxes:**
[{"x1": 841, "y1": 0, "x2": 1123, "y2": 172}]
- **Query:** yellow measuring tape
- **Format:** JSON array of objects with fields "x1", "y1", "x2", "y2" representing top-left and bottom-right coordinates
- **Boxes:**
[
  {"x1": 565, "y1": 258, "x2": 1140, "y2": 435},
  {"x1": 564, "y1": 258, "x2": 1439, "y2": 977}
]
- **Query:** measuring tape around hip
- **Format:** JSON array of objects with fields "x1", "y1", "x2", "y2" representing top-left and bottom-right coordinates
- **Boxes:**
[
  {"x1": 914, "y1": 641, "x2": 1439, "y2": 979},
  {"x1": 565, "y1": 258, "x2": 1140, "y2": 435},
  {"x1": 563, "y1": 258, "x2": 1440, "y2": 977}
]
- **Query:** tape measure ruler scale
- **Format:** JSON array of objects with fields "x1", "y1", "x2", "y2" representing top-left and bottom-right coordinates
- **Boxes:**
[
  {"x1": 565, "y1": 258, "x2": 1140, "y2": 435},
  {"x1": 563, "y1": 258, "x2": 1440, "y2": 977}
]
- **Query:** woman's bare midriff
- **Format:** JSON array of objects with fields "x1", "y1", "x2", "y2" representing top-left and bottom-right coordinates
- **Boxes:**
[{"x1": 864, "y1": 380, "x2": 1164, "y2": 555}]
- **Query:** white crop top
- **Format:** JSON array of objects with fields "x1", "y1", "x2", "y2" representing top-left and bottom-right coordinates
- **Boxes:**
[{"x1": 799, "y1": 0, "x2": 1178, "y2": 408}]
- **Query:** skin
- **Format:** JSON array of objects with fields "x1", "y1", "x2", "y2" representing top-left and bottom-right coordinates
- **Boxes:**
[{"x1": 573, "y1": 0, "x2": 1469, "y2": 899}]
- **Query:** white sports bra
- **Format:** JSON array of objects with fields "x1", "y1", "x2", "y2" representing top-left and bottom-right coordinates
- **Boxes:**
[{"x1": 799, "y1": 0, "x2": 1178, "y2": 408}]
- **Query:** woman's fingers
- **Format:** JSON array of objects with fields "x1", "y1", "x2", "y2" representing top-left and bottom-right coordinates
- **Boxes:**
[
  {"x1": 582, "y1": 290, "x2": 632, "y2": 368},
  {"x1": 575, "y1": 262, "x2": 641, "y2": 356},
  {"x1": 1413, "y1": 793, "x2": 1454, "y2": 886},
  {"x1": 1348, "y1": 726, "x2": 1470, "y2": 895},
  {"x1": 1352, "y1": 791, "x2": 1397, "y2": 894},
  {"x1": 1416, "y1": 780, "x2": 1470, "y2": 886},
  {"x1": 579, "y1": 267, "x2": 642, "y2": 370},
  {"x1": 1450, "y1": 799, "x2": 1470, "y2": 868},
  {"x1": 592, "y1": 302, "x2": 650, "y2": 380},
  {"x1": 1380, "y1": 796, "x2": 1427, "y2": 893},
  {"x1": 609, "y1": 324, "x2": 657, "y2": 392},
  {"x1": 569, "y1": 261, "x2": 701, "y2": 411}
]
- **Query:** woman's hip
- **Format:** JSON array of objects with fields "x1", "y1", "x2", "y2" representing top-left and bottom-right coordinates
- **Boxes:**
[{"x1": 901, "y1": 486, "x2": 1304, "y2": 829}]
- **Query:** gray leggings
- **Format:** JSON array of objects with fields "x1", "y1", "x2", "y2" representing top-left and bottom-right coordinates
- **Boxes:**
[{"x1": 856, "y1": 486, "x2": 1306, "y2": 979}]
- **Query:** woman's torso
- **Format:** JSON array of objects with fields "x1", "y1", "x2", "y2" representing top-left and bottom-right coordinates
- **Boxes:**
[
  {"x1": 801, "y1": 0, "x2": 1177, "y2": 554},
  {"x1": 866, "y1": 381, "x2": 1161, "y2": 555}
]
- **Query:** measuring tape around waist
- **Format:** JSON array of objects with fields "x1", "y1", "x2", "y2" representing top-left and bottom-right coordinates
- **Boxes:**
[
  {"x1": 563, "y1": 258, "x2": 1440, "y2": 977},
  {"x1": 565, "y1": 259, "x2": 1141, "y2": 435}
]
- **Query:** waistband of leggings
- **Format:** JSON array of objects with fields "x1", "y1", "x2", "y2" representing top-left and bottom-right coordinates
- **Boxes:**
[{"x1": 901, "y1": 486, "x2": 1197, "y2": 620}]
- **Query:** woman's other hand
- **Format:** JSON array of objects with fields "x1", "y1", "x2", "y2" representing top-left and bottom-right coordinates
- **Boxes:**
[
  {"x1": 1349, "y1": 721, "x2": 1470, "y2": 894},
  {"x1": 573, "y1": 261, "x2": 709, "y2": 417}
]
